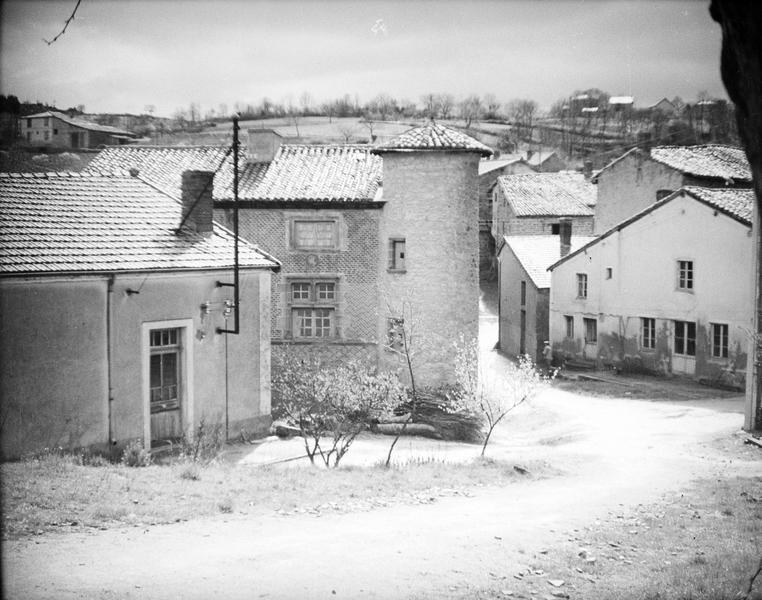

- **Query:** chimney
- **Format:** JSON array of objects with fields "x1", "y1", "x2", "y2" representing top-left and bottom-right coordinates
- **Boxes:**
[
  {"x1": 559, "y1": 217, "x2": 572, "y2": 257},
  {"x1": 526, "y1": 149, "x2": 534, "y2": 160},
  {"x1": 180, "y1": 170, "x2": 214, "y2": 237},
  {"x1": 247, "y1": 128, "x2": 283, "y2": 163},
  {"x1": 583, "y1": 159, "x2": 593, "y2": 179}
]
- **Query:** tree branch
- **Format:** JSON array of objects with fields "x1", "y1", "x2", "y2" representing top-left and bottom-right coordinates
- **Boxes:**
[{"x1": 43, "y1": 0, "x2": 83, "y2": 45}]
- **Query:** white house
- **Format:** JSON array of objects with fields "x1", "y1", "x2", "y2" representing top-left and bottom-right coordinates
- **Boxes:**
[{"x1": 548, "y1": 186, "x2": 754, "y2": 387}]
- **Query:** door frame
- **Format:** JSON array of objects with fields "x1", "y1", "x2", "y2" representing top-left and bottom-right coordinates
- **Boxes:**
[{"x1": 141, "y1": 319, "x2": 194, "y2": 449}]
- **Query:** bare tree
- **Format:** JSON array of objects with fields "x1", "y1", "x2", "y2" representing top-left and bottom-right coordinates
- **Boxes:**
[
  {"x1": 436, "y1": 94, "x2": 455, "y2": 120},
  {"x1": 483, "y1": 94, "x2": 502, "y2": 119},
  {"x1": 421, "y1": 93, "x2": 439, "y2": 119},
  {"x1": 459, "y1": 95, "x2": 483, "y2": 128},
  {"x1": 361, "y1": 113, "x2": 377, "y2": 142},
  {"x1": 337, "y1": 123, "x2": 356, "y2": 143},
  {"x1": 506, "y1": 98, "x2": 538, "y2": 140},
  {"x1": 299, "y1": 91, "x2": 313, "y2": 116}
]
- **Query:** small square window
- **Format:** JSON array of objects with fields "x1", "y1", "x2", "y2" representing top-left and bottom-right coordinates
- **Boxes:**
[
  {"x1": 293, "y1": 220, "x2": 337, "y2": 249},
  {"x1": 53, "y1": 128, "x2": 58, "y2": 135},
  {"x1": 316, "y1": 282, "x2": 335, "y2": 301},
  {"x1": 576, "y1": 273, "x2": 588, "y2": 299},
  {"x1": 605, "y1": 267, "x2": 613, "y2": 279},
  {"x1": 291, "y1": 282, "x2": 310, "y2": 301},
  {"x1": 389, "y1": 238, "x2": 406, "y2": 271},
  {"x1": 551, "y1": 224, "x2": 560, "y2": 235}
]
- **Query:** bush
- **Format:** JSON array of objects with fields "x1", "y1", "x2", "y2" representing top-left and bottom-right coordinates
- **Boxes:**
[
  {"x1": 121, "y1": 439, "x2": 152, "y2": 467},
  {"x1": 180, "y1": 418, "x2": 225, "y2": 464}
]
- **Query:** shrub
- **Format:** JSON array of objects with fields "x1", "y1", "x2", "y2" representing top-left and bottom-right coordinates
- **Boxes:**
[
  {"x1": 180, "y1": 418, "x2": 225, "y2": 464},
  {"x1": 121, "y1": 439, "x2": 152, "y2": 467}
]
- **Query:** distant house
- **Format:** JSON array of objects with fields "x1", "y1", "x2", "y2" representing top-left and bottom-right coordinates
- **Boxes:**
[
  {"x1": 591, "y1": 144, "x2": 752, "y2": 234},
  {"x1": 651, "y1": 98, "x2": 678, "y2": 117},
  {"x1": 19, "y1": 111, "x2": 136, "y2": 149},
  {"x1": 523, "y1": 149, "x2": 565, "y2": 172},
  {"x1": 548, "y1": 186, "x2": 753, "y2": 386},
  {"x1": 491, "y1": 171, "x2": 596, "y2": 241},
  {"x1": 86, "y1": 122, "x2": 493, "y2": 387},
  {"x1": 0, "y1": 171, "x2": 278, "y2": 459},
  {"x1": 497, "y1": 223, "x2": 594, "y2": 362},
  {"x1": 478, "y1": 156, "x2": 534, "y2": 272}
]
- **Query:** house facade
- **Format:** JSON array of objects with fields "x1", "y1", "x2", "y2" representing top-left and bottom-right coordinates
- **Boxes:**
[
  {"x1": 491, "y1": 171, "x2": 596, "y2": 239},
  {"x1": 86, "y1": 122, "x2": 492, "y2": 388},
  {"x1": 548, "y1": 187, "x2": 753, "y2": 386},
  {"x1": 0, "y1": 171, "x2": 278, "y2": 459},
  {"x1": 497, "y1": 226, "x2": 595, "y2": 362},
  {"x1": 592, "y1": 144, "x2": 752, "y2": 234},
  {"x1": 20, "y1": 111, "x2": 136, "y2": 149},
  {"x1": 478, "y1": 157, "x2": 534, "y2": 273}
]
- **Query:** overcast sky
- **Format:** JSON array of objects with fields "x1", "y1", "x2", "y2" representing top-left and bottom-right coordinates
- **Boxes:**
[{"x1": 0, "y1": 0, "x2": 725, "y2": 117}]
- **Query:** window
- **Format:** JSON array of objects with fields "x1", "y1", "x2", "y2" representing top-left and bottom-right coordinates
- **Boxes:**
[
  {"x1": 288, "y1": 279, "x2": 337, "y2": 339},
  {"x1": 564, "y1": 315, "x2": 574, "y2": 338},
  {"x1": 677, "y1": 260, "x2": 693, "y2": 290},
  {"x1": 674, "y1": 320, "x2": 696, "y2": 356},
  {"x1": 641, "y1": 317, "x2": 656, "y2": 350},
  {"x1": 53, "y1": 128, "x2": 58, "y2": 135},
  {"x1": 26, "y1": 118, "x2": 31, "y2": 128},
  {"x1": 149, "y1": 328, "x2": 181, "y2": 413},
  {"x1": 389, "y1": 238, "x2": 406, "y2": 271},
  {"x1": 656, "y1": 189, "x2": 673, "y2": 201},
  {"x1": 551, "y1": 223, "x2": 560, "y2": 235},
  {"x1": 520, "y1": 281, "x2": 526, "y2": 306},
  {"x1": 711, "y1": 323, "x2": 729, "y2": 358},
  {"x1": 387, "y1": 317, "x2": 405, "y2": 350},
  {"x1": 576, "y1": 273, "x2": 588, "y2": 298},
  {"x1": 43, "y1": 117, "x2": 49, "y2": 127},
  {"x1": 44, "y1": 131, "x2": 50, "y2": 141},
  {"x1": 293, "y1": 308, "x2": 333, "y2": 338},
  {"x1": 292, "y1": 220, "x2": 337, "y2": 249},
  {"x1": 583, "y1": 317, "x2": 597, "y2": 343},
  {"x1": 605, "y1": 267, "x2": 613, "y2": 280}
]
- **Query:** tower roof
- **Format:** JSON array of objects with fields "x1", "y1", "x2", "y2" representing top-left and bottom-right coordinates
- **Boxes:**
[{"x1": 372, "y1": 122, "x2": 493, "y2": 157}]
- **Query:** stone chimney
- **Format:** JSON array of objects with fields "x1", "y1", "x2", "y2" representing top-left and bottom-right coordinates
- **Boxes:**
[
  {"x1": 559, "y1": 217, "x2": 572, "y2": 257},
  {"x1": 247, "y1": 129, "x2": 283, "y2": 163},
  {"x1": 180, "y1": 170, "x2": 214, "y2": 237},
  {"x1": 583, "y1": 159, "x2": 593, "y2": 179}
]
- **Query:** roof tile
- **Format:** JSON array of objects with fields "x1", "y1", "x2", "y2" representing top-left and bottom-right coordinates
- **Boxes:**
[
  {"x1": 497, "y1": 172, "x2": 596, "y2": 217},
  {"x1": 374, "y1": 122, "x2": 492, "y2": 156}
]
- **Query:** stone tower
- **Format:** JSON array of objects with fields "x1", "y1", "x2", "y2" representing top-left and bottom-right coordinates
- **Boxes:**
[{"x1": 373, "y1": 122, "x2": 492, "y2": 386}]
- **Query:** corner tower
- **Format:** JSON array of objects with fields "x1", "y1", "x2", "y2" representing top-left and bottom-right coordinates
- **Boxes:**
[{"x1": 373, "y1": 122, "x2": 492, "y2": 385}]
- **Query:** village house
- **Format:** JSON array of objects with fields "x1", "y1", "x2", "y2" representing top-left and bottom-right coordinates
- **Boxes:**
[
  {"x1": 86, "y1": 122, "x2": 492, "y2": 386},
  {"x1": 478, "y1": 156, "x2": 534, "y2": 273},
  {"x1": 0, "y1": 170, "x2": 278, "y2": 460},
  {"x1": 522, "y1": 149, "x2": 565, "y2": 173},
  {"x1": 592, "y1": 144, "x2": 752, "y2": 234},
  {"x1": 547, "y1": 186, "x2": 754, "y2": 387},
  {"x1": 19, "y1": 111, "x2": 136, "y2": 150},
  {"x1": 491, "y1": 171, "x2": 596, "y2": 241},
  {"x1": 497, "y1": 220, "x2": 594, "y2": 361},
  {"x1": 650, "y1": 97, "x2": 679, "y2": 117}
]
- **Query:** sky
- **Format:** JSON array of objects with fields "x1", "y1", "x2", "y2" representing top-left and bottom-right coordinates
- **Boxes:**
[{"x1": 0, "y1": 0, "x2": 726, "y2": 117}]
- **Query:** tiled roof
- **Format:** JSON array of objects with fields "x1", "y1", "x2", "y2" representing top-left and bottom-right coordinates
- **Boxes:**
[
  {"x1": 478, "y1": 156, "x2": 525, "y2": 176},
  {"x1": 24, "y1": 111, "x2": 134, "y2": 136},
  {"x1": 496, "y1": 172, "x2": 596, "y2": 216},
  {"x1": 650, "y1": 145, "x2": 751, "y2": 181},
  {"x1": 85, "y1": 144, "x2": 382, "y2": 202},
  {"x1": 683, "y1": 186, "x2": 754, "y2": 225},
  {"x1": 502, "y1": 235, "x2": 595, "y2": 288},
  {"x1": 593, "y1": 145, "x2": 751, "y2": 182},
  {"x1": 0, "y1": 172, "x2": 277, "y2": 275},
  {"x1": 549, "y1": 185, "x2": 753, "y2": 271},
  {"x1": 523, "y1": 151, "x2": 560, "y2": 168},
  {"x1": 250, "y1": 145, "x2": 382, "y2": 201},
  {"x1": 373, "y1": 122, "x2": 493, "y2": 156}
]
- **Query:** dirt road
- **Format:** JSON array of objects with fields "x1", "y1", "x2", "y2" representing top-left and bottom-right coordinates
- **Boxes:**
[{"x1": 4, "y1": 378, "x2": 758, "y2": 600}]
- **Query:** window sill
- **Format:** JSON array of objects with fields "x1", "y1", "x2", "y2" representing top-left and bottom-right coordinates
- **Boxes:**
[
  {"x1": 676, "y1": 288, "x2": 694, "y2": 294},
  {"x1": 388, "y1": 268, "x2": 407, "y2": 274}
]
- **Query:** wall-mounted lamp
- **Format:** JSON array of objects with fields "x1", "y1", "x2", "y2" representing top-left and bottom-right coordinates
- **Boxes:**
[
  {"x1": 223, "y1": 299, "x2": 234, "y2": 318},
  {"x1": 200, "y1": 301, "x2": 211, "y2": 315}
]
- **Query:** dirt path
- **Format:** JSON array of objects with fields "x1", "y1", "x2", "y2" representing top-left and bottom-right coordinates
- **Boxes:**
[
  {"x1": 4, "y1": 383, "x2": 759, "y2": 600},
  {"x1": 4, "y1": 287, "x2": 760, "y2": 599}
]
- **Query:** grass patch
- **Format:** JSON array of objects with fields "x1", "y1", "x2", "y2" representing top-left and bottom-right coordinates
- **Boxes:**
[
  {"x1": 1, "y1": 450, "x2": 552, "y2": 540},
  {"x1": 471, "y1": 476, "x2": 762, "y2": 600}
]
